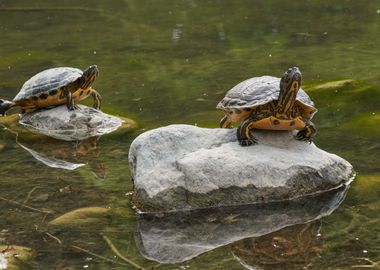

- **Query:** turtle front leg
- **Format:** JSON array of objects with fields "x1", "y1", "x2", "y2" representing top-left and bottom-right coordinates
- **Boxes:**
[
  {"x1": 237, "y1": 116, "x2": 261, "y2": 146},
  {"x1": 296, "y1": 118, "x2": 316, "y2": 143},
  {"x1": 91, "y1": 89, "x2": 102, "y2": 110},
  {"x1": 63, "y1": 87, "x2": 76, "y2": 111},
  {"x1": 220, "y1": 115, "x2": 232, "y2": 128}
]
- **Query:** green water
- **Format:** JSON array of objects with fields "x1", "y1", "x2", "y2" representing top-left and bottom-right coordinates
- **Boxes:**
[{"x1": 0, "y1": 0, "x2": 379, "y2": 269}]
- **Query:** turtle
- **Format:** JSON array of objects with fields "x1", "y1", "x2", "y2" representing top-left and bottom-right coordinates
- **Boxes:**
[
  {"x1": 0, "y1": 65, "x2": 101, "y2": 116},
  {"x1": 216, "y1": 67, "x2": 317, "y2": 146}
]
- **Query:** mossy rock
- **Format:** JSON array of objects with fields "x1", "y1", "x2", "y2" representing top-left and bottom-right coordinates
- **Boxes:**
[
  {"x1": 0, "y1": 114, "x2": 46, "y2": 142},
  {"x1": 49, "y1": 206, "x2": 110, "y2": 227},
  {"x1": 111, "y1": 115, "x2": 137, "y2": 136},
  {"x1": 307, "y1": 79, "x2": 354, "y2": 91},
  {"x1": 0, "y1": 245, "x2": 33, "y2": 270},
  {"x1": 0, "y1": 114, "x2": 20, "y2": 127}
]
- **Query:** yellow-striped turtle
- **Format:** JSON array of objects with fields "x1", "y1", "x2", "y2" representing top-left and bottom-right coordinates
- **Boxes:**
[
  {"x1": 0, "y1": 65, "x2": 101, "y2": 116},
  {"x1": 217, "y1": 67, "x2": 317, "y2": 146}
]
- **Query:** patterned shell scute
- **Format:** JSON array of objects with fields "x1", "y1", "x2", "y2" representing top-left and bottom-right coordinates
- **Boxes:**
[
  {"x1": 216, "y1": 76, "x2": 315, "y2": 109},
  {"x1": 14, "y1": 67, "x2": 83, "y2": 101}
]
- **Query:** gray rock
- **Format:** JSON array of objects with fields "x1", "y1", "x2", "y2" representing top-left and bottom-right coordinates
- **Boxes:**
[
  {"x1": 135, "y1": 186, "x2": 348, "y2": 263},
  {"x1": 19, "y1": 105, "x2": 123, "y2": 141},
  {"x1": 129, "y1": 124, "x2": 354, "y2": 212}
]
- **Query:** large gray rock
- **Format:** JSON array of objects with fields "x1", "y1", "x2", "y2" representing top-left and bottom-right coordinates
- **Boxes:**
[
  {"x1": 19, "y1": 105, "x2": 124, "y2": 141},
  {"x1": 129, "y1": 125, "x2": 354, "y2": 212}
]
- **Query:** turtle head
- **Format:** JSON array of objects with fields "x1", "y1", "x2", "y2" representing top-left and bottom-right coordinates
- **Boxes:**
[
  {"x1": 277, "y1": 67, "x2": 302, "y2": 114},
  {"x1": 280, "y1": 67, "x2": 302, "y2": 93},
  {"x1": 79, "y1": 65, "x2": 99, "y2": 89},
  {"x1": 0, "y1": 99, "x2": 13, "y2": 116}
]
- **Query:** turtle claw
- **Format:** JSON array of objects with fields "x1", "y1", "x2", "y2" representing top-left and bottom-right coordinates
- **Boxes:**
[
  {"x1": 239, "y1": 139, "x2": 252, "y2": 146},
  {"x1": 295, "y1": 132, "x2": 306, "y2": 141},
  {"x1": 239, "y1": 137, "x2": 258, "y2": 147},
  {"x1": 251, "y1": 136, "x2": 259, "y2": 144},
  {"x1": 295, "y1": 130, "x2": 313, "y2": 143},
  {"x1": 68, "y1": 104, "x2": 80, "y2": 111}
]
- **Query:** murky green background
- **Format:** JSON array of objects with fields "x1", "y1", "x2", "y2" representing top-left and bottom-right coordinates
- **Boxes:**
[{"x1": 0, "y1": 0, "x2": 379, "y2": 269}]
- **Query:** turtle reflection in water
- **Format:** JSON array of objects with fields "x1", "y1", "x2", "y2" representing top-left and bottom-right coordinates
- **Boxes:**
[
  {"x1": 232, "y1": 221, "x2": 323, "y2": 270},
  {"x1": 0, "y1": 65, "x2": 101, "y2": 116},
  {"x1": 18, "y1": 137, "x2": 106, "y2": 179},
  {"x1": 217, "y1": 67, "x2": 317, "y2": 146}
]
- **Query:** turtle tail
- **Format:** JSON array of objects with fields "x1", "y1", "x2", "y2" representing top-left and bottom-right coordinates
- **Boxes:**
[{"x1": 0, "y1": 99, "x2": 14, "y2": 116}]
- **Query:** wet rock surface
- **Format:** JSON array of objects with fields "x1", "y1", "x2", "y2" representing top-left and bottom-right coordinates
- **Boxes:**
[
  {"x1": 129, "y1": 124, "x2": 354, "y2": 212},
  {"x1": 19, "y1": 105, "x2": 130, "y2": 141}
]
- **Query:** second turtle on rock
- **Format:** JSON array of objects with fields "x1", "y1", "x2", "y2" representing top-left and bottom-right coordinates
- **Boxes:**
[
  {"x1": 0, "y1": 65, "x2": 101, "y2": 116},
  {"x1": 217, "y1": 67, "x2": 317, "y2": 146}
]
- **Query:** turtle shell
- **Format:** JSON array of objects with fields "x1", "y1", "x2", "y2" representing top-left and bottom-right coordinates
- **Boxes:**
[
  {"x1": 216, "y1": 76, "x2": 317, "y2": 119},
  {"x1": 13, "y1": 67, "x2": 83, "y2": 102}
]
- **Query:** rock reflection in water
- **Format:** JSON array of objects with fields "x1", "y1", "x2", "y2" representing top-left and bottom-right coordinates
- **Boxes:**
[
  {"x1": 232, "y1": 221, "x2": 323, "y2": 270},
  {"x1": 17, "y1": 136, "x2": 106, "y2": 179},
  {"x1": 135, "y1": 186, "x2": 349, "y2": 264}
]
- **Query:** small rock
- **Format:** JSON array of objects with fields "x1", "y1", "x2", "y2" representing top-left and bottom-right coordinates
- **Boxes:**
[
  {"x1": 49, "y1": 206, "x2": 110, "y2": 227},
  {"x1": 30, "y1": 193, "x2": 49, "y2": 203},
  {"x1": 309, "y1": 79, "x2": 354, "y2": 90},
  {"x1": 19, "y1": 105, "x2": 127, "y2": 141},
  {"x1": 59, "y1": 185, "x2": 73, "y2": 193},
  {"x1": 129, "y1": 125, "x2": 354, "y2": 212},
  {"x1": 109, "y1": 115, "x2": 137, "y2": 137},
  {"x1": 0, "y1": 245, "x2": 33, "y2": 270},
  {"x1": 0, "y1": 114, "x2": 20, "y2": 127}
]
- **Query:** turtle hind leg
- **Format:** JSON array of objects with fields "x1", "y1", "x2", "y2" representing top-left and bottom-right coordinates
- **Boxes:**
[
  {"x1": 0, "y1": 99, "x2": 14, "y2": 116},
  {"x1": 220, "y1": 115, "x2": 232, "y2": 128},
  {"x1": 91, "y1": 89, "x2": 102, "y2": 110},
  {"x1": 237, "y1": 117, "x2": 259, "y2": 146},
  {"x1": 296, "y1": 119, "x2": 316, "y2": 143}
]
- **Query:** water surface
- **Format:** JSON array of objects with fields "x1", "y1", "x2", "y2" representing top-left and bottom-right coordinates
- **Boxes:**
[{"x1": 0, "y1": 0, "x2": 379, "y2": 269}]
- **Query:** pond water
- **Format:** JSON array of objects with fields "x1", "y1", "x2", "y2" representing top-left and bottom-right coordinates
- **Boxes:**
[{"x1": 0, "y1": 0, "x2": 379, "y2": 269}]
